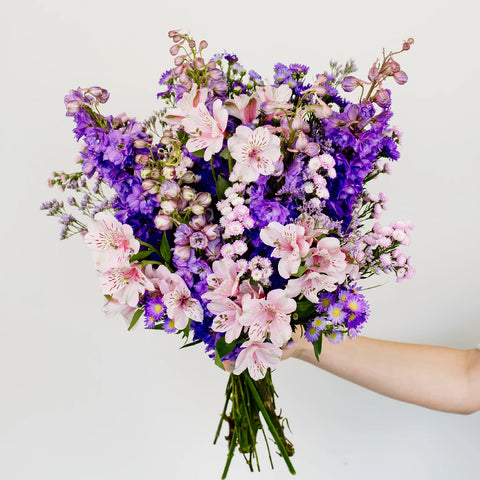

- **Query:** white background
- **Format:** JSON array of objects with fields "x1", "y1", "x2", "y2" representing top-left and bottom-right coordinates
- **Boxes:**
[{"x1": 2, "y1": 0, "x2": 480, "y2": 479}]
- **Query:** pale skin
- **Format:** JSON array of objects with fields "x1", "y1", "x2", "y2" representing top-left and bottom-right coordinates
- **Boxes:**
[{"x1": 281, "y1": 330, "x2": 480, "y2": 415}]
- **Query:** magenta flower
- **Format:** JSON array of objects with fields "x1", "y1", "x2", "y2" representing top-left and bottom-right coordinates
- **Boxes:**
[
  {"x1": 260, "y1": 222, "x2": 311, "y2": 278},
  {"x1": 84, "y1": 212, "x2": 139, "y2": 271},
  {"x1": 182, "y1": 99, "x2": 228, "y2": 161},
  {"x1": 233, "y1": 340, "x2": 283, "y2": 380},
  {"x1": 240, "y1": 289, "x2": 296, "y2": 347},
  {"x1": 228, "y1": 126, "x2": 281, "y2": 183}
]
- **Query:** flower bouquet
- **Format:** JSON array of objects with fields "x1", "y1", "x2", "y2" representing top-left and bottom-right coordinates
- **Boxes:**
[{"x1": 43, "y1": 30, "x2": 414, "y2": 477}]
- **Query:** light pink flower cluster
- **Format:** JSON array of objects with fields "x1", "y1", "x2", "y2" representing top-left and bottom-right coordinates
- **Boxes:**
[
  {"x1": 84, "y1": 212, "x2": 154, "y2": 308},
  {"x1": 203, "y1": 257, "x2": 296, "y2": 379}
]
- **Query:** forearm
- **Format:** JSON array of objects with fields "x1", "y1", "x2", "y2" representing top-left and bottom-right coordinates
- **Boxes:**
[{"x1": 291, "y1": 336, "x2": 480, "y2": 414}]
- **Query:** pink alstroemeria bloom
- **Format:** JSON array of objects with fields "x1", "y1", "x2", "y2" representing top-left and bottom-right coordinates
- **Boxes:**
[
  {"x1": 224, "y1": 94, "x2": 259, "y2": 124},
  {"x1": 144, "y1": 264, "x2": 185, "y2": 295},
  {"x1": 208, "y1": 297, "x2": 243, "y2": 344},
  {"x1": 256, "y1": 84, "x2": 293, "y2": 117},
  {"x1": 99, "y1": 264, "x2": 154, "y2": 308},
  {"x1": 164, "y1": 84, "x2": 210, "y2": 125},
  {"x1": 182, "y1": 99, "x2": 228, "y2": 161},
  {"x1": 240, "y1": 289, "x2": 296, "y2": 347},
  {"x1": 103, "y1": 298, "x2": 137, "y2": 327},
  {"x1": 203, "y1": 257, "x2": 241, "y2": 301},
  {"x1": 228, "y1": 126, "x2": 281, "y2": 183},
  {"x1": 285, "y1": 271, "x2": 338, "y2": 303},
  {"x1": 84, "y1": 212, "x2": 139, "y2": 271},
  {"x1": 260, "y1": 222, "x2": 311, "y2": 278},
  {"x1": 163, "y1": 285, "x2": 204, "y2": 330},
  {"x1": 306, "y1": 237, "x2": 350, "y2": 283},
  {"x1": 233, "y1": 340, "x2": 283, "y2": 380}
]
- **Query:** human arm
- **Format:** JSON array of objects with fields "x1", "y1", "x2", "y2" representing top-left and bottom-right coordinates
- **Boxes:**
[{"x1": 283, "y1": 332, "x2": 480, "y2": 414}]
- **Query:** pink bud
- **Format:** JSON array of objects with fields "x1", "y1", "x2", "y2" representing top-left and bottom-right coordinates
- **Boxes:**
[
  {"x1": 341, "y1": 76, "x2": 360, "y2": 92},
  {"x1": 181, "y1": 186, "x2": 196, "y2": 201},
  {"x1": 294, "y1": 132, "x2": 308, "y2": 151},
  {"x1": 168, "y1": 30, "x2": 179, "y2": 38},
  {"x1": 135, "y1": 154, "x2": 149, "y2": 165},
  {"x1": 160, "y1": 180, "x2": 180, "y2": 199},
  {"x1": 170, "y1": 44, "x2": 180, "y2": 56},
  {"x1": 195, "y1": 192, "x2": 212, "y2": 207},
  {"x1": 188, "y1": 39, "x2": 196, "y2": 49},
  {"x1": 393, "y1": 70, "x2": 408, "y2": 85},
  {"x1": 154, "y1": 214, "x2": 173, "y2": 231},
  {"x1": 174, "y1": 244, "x2": 191, "y2": 261},
  {"x1": 142, "y1": 179, "x2": 159, "y2": 194},
  {"x1": 173, "y1": 35, "x2": 183, "y2": 43},
  {"x1": 174, "y1": 55, "x2": 185, "y2": 66},
  {"x1": 199, "y1": 40, "x2": 208, "y2": 51},
  {"x1": 304, "y1": 142, "x2": 320, "y2": 157},
  {"x1": 368, "y1": 65, "x2": 379, "y2": 82},
  {"x1": 134, "y1": 139, "x2": 148, "y2": 148},
  {"x1": 202, "y1": 224, "x2": 219, "y2": 241},
  {"x1": 315, "y1": 73, "x2": 328, "y2": 85},
  {"x1": 189, "y1": 215, "x2": 207, "y2": 230},
  {"x1": 161, "y1": 200, "x2": 177, "y2": 215},
  {"x1": 194, "y1": 57, "x2": 205, "y2": 69},
  {"x1": 373, "y1": 89, "x2": 391, "y2": 108},
  {"x1": 389, "y1": 60, "x2": 401, "y2": 74},
  {"x1": 190, "y1": 203, "x2": 205, "y2": 215}
]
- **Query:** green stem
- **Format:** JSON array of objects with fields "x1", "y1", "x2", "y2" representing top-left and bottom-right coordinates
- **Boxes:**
[
  {"x1": 244, "y1": 374, "x2": 296, "y2": 475},
  {"x1": 221, "y1": 431, "x2": 237, "y2": 480}
]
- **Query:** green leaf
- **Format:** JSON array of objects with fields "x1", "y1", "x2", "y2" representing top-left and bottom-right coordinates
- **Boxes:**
[
  {"x1": 180, "y1": 339, "x2": 203, "y2": 349},
  {"x1": 214, "y1": 336, "x2": 238, "y2": 370},
  {"x1": 128, "y1": 309, "x2": 144, "y2": 331},
  {"x1": 191, "y1": 149, "x2": 205, "y2": 158},
  {"x1": 292, "y1": 264, "x2": 308, "y2": 277},
  {"x1": 177, "y1": 130, "x2": 188, "y2": 145},
  {"x1": 295, "y1": 300, "x2": 317, "y2": 318},
  {"x1": 129, "y1": 249, "x2": 153, "y2": 263},
  {"x1": 313, "y1": 333, "x2": 323, "y2": 361},
  {"x1": 220, "y1": 147, "x2": 231, "y2": 160},
  {"x1": 216, "y1": 175, "x2": 230, "y2": 200},
  {"x1": 160, "y1": 233, "x2": 172, "y2": 264}
]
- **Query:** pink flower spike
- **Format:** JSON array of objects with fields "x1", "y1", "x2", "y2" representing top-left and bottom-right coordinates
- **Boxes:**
[
  {"x1": 228, "y1": 126, "x2": 281, "y2": 183},
  {"x1": 260, "y1": 222, "x2": 311, "y2": 278},
  {"x1": 183, "y1": 99, "x2": 228, "y2": 161},
  {"x1": 233, "y1": 340, "x2": 283, "y2": 380},
  {"x1": 84, "y1": 212, "x2": 139, "y2": 272}
]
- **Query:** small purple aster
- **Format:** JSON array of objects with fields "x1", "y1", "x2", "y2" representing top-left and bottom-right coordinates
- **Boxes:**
[
  {"x1": 304, "y1": 322, "x2": 321, "y2": 342},
  {"x1": 326, "y1": 330, "x2": 343, "y2": 344},
  {"x1": 163, "y1": 318, "x2": 177, "y2": 334},
  {"x1": 144, "y1": 296, "x2": 167, "y2": 321},
  {"x1": 327, "y1": 303, "x2": 346, "y2": 325}
]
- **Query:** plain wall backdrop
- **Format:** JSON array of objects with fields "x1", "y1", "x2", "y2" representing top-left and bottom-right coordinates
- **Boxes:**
[{"x1": 1, "y1": 0, "x2": 479, "y2": 479}]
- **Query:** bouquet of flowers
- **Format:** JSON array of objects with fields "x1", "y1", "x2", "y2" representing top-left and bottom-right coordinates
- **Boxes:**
[{"x1": 42, "y1": 30, "x2": 414, "y2": 477}]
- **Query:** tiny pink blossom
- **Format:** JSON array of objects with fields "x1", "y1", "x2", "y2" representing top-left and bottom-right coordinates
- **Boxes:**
[
  {"x1": 260, "y1": 222, "x2": 311, "y2": 278},
  {"x1": 183, "y1": 99, "x2": 228, "y2": 161},
  {"x1": 84, "y1": 212, "x2": 139, "y2": 271},
  {"x1": 228, "y1": 126, "x2": 281, "y2": 183},
  {"x1": 233, "y1": 340, "x2": 283, "y2": 380},
  {"x1": 240, "y1": 289, "x2": 296, "y2": 347}
]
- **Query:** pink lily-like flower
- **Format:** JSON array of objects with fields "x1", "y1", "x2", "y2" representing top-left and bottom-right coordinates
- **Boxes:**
[
  {"x1": 240, "y1": 289, "x2": 296, "y2": 347},
  {"x1": 182, "y1": 99, "x2": 228, "y2": 161},
  {"x1": 208, "y1": 297, "x2": 244, "y2": 344},
  {"x1": 228, "y1": 126, "x2": 281, "y2": 183},
  {"x1": 163, "y1": 285, "x2": 204, "y2": 330},
  {"x1": 203, "y1": 257, "x2": 241, "y2": 301},
  {"x1": 224, "y1": 94, "x2": 259, "y2": 124},
  {"x1": 256, "y1": 84, "x2": 293, "y2": 117},
  {"x1": 103, "y1": 298, "x2": 137, "y2": 327},
  {"x1": 306, "y1": 237, "x2": 350, "y2": 283},
  {"x1": 84, "y1": 212, "x2": 139, "y2": 271},
  {"x1": 144, "y1": 264, "x2": 185, "y2": 295},
  {"x1": 99, "y1": 264, "x2": 154, "y2": 308},
  {"x1": 285, "y1": 271, "x2": 338, "y2": 303},
  {"x1": 233, "y1": 340, "x2": 283, "y2": 380},
  {"x1": 260, "y1": 222, "x2": 311, "y2": 278},
  {"x1": 164, "y1": 84, "x2": 210, "y2": 125}
]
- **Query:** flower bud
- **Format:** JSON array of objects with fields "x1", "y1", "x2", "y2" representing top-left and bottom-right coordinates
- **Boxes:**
[
  {"x1": 189, "y1": 214, "x2": 207, "y2": 230},
  {"x1": 190, "y1": 203, "x2": 205, "y2": 215},
  {"x1": 135, "y1": 154, "x2": 150, "y2": 165},
  {"x1": 304, "y1": 142, "x2": 320, "y2": 157},
  {"x1": 368, "y1": 65, "x2": 379, "y2": 82},
  {"x1": 134, "y1": 139, "x2": 149, "y2": 148},
  {"x1": 174, "y1": 55, "x2": 185, "y2": 66},
  {"x1": 170, "y1": 44, "x2": 180, "y2": 56},
  {"x1": 141, "y1": 167, "x2": 152, "y2": 179},
  {"x1": 315, "y1": 73, "x2": 328, "y2": 85},
  {"x1": 373, "y1": 89, "x2": 391, "y2": 108},
  {"x1": 161, "y1": 166, "x2": 175, "y2": 180},
  {"x1": 180, "y1": 171, "x2": 196, "y2": 183},
  {"x1": 174, "y1": 244, "x2": 191, "y2": 261},
  {"x1": 342, "y1": 76, "x2": 360, "y2": 92},
  {"x1": 161, "y1": 200, "x2": 177, "y2": 214},
  {"x1": 393, "y1": 70, "x2": 408, "y2": 85},
  {"x1": 294, "y1": 131, "x2": 309, "y2": 151},
  {"x1": 181, "y1": 186, "x2": 196, "y2": 201},
  {"x1": 154, "y1": 214, "x2": 173, "y2": 231},
  {"x1": 203, "y1": 224, "x2": 220, "y2": 241},
  {"x1": 195, "y1": 192, "x2": 212, "y2": 207},
  {"x1": 142, "y1": 179, "x2": 159, "y2": 194},
  {"x1": 199, "y1": 40, "x2": 208, "y2": 51},
  {"x1": 160, "y1": 180, "x2": 180, "y2": 199}
]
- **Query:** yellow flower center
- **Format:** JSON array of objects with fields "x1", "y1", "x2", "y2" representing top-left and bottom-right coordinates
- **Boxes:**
[
  {"x1": 332, "y1": 308, "x2": 342, "y2": 318},
  {"x1": 321, "y1": 298, "x2": 331, "y2": 308},
  {"x1": 154, "y1": 304, "x2": 164, "y2": 313},
  {"x1": 348, "y1": 302, "x2": 358, "y2": 311}
]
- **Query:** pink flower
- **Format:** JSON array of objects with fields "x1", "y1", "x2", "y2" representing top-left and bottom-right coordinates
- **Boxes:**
[
  {"x1": 84, "y1": 212, "x2": 139, "y2": 271},
  {"x1": 182, "y1": 99, "x2": 228, "y2": 161},
  {"x1": 144, "y1": 264, "x2": 185, "y2": 295},
  {"x1": 256, "y1": 84, "x2": 293, "y2": 117},
  {"x1": 163, "y1": 285, "x2": 204, "y2": 330},
  {"x1": 285, "y1": 271, "x2": 338, "y2": 302},
  {"x1": 306, "y1": 237, "x2": 349, "y2": 283},
  {"x1": 240, "y1": 289, "x2": 296, "y2": 347},
  {"x1": 224, "y1": 94, "x2": 259, "y2": 124},
  {"x1": 203, "y1": 257, "x2": 241, "y2": 301},
  {"x1": 99, "y1": 264, "x2": 154, "y2": 308},
  {"x1": 228, "y1": 126, "x2": 281, "y2": 183},
  {"x1": 103, "y1": 298, "x2": 137, "y2": 326},
  {"x1": 208, "y1": 297, "x2": 244, "y2": 343},
  {"x1": 260, "y1": 222, "x2": 311, "y2": 278},
  {"x1": 233, "y1": 340, "x2": 283, "y2": 380},
  {"x1": 164, "y1": 84, "x2": 210, "y2": 125}
]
